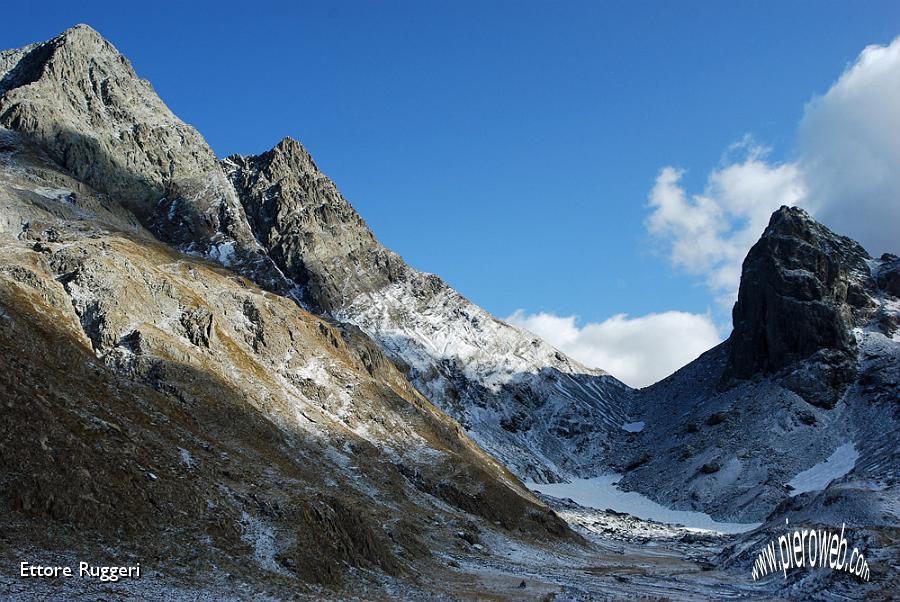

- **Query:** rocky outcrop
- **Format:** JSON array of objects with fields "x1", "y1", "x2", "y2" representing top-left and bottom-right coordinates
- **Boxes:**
[
  {"x1": 725, "y1": 206, "x2": 878, "y2": 381},
  {"x1": 610, "y1": 207, "x2": 898, "y2": 529},
  {"x1": 876, "y1": 253, "x2": 900, "y2": 297},
  {"x1": 225, "y1": 137, "x2": 405, "y2": 313}
]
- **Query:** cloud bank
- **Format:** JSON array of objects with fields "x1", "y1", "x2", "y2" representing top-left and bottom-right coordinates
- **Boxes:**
[
  {"x1": 506, "y1": 309, "x2": 722, "y2": 388},
  {"x1": 647, "y1": 36, "x2": 900, "y2": 308}
]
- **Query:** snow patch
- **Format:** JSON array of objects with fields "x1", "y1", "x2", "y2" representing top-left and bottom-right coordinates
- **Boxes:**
[
  {"x1": 529, "y1": 475, "x2": 760, "y2": 534},
  {"x1": 787, "y1": 442, "x2": 859, "y2": 497},
  {"x1": 33, "y1": 187, "x2": 73, "y2": 202},
  {"x1": 622, "y1": 421, "x2": 645, "y2": 433},
  {"x1": 208, "y1": 241, "x2": 237, "y2": 266},
  {"x1": 178, "y1": 447, "x2": 195, "y2": 469},
  {"x1": 166, "y1": 198, "x2": 179, "y2": 221},
  {"x1": 295, "y1": 357, "x2": 330, "y2": 385}
]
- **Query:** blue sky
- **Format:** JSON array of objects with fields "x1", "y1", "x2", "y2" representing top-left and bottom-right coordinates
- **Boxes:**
[{"x1": 5, "y1": 2, "x2": 899, "y2": 385}]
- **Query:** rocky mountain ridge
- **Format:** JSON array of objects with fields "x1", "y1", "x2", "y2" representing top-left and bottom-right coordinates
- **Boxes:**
[
  {"x1": 0, "y1": 24, "x2": 291, "y2": 292},
  {"x1": 724, "y1": 206, "x2": 887, "y2": 393},
  {"x1": 3, "y1": 24, "x2": 633, "y2": 486},
  {"x1": 0, "y1": 26, "x2": 582, "y2": 599},
  {"x1": 225, "y1": 134, "x2": 633, "y2": 483}
]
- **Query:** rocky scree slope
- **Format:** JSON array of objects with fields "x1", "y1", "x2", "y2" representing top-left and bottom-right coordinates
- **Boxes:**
[
  {"x1": 0, "y1": 26, "x2": 576, "y2": 598},
  {"x1": 227, "y1": 135, "x2": 633, "y2": 483}
]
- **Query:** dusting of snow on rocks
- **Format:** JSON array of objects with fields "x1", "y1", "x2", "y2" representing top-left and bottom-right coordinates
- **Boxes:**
[{"x1": 336, "y1": 272, "x2": 634, "y2": 482}]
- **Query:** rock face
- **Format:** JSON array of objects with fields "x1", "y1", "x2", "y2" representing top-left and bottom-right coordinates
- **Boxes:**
[
  {"x1": 725, "y1": 206, "x2": 878, "y2": 381},
  {"x1": 0, "y1": 25, "x2": 287, "y2": 291},
  {"x1": 226, "y1": 138, "x2": 405, "y2": 313},
  {"x1": 227, "y1": 138, "x2": 632, "y2": 483}
]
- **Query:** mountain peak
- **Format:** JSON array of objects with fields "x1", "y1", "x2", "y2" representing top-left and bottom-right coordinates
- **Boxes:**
[
  {"x1": 0, "y1": 25, "x2": 287, "y2": 284},
  {"x1": 764, "y1": 205, "x2": 870, "y2": 259},
  {"x1": 0, "y1": 24, "x2": 183, "y2": 200},
  {"x1": 1, "y1": 24, "x2": 124, "y2": 96},
  {"x1": 227, "y1": 132, "x2": 397, "y2": 313},
  {"x1": 267, "y1": 135, "x2": 319, "y2": 172},
  {"x1": 1, "y1": 26, "x2": 235, "y2": 234},
  {"x1": 275, "y1": 135, "x2": 302, "y2": 150},
  {"x1": 38, "y1": 23, "x2": 129, "y2": 74},
  {"x1": 58, "y1": 23, "x2": 106, "y2": 42},
  {"x1": 768, "y1": 204, "x2": 812, "y2": 227},
  {"x1": 51, "y1": 24, "x2": 126, "y2": 63},
  {"x1": 725, "y1": 205, "x2": 879, "y2": 387}
]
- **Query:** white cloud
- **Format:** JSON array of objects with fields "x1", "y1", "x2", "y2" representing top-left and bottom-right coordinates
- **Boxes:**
[
  {"x1": 506, "y1": 309, "x2": 722, "y2": 388},
  {"x1": 646, "y1": 151, "x2": 805, "y2": 307},
  {"x1": 647, "y1": 36, "x2": 900, "y2": 308},
  {"x1": 799, "y1": 38, "x2": 900, "y2": 256}
]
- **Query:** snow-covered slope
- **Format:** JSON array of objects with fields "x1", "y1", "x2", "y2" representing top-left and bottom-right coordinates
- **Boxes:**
[
  {"x1": 335, "y1": 270, "x2": 632, "y2": 481},
  {"x1": 227, "y1": 138, "x2": 633, "y2": 482}
]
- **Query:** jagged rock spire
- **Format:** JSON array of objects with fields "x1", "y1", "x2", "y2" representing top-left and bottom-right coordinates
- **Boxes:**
[{"x1": 725, "y1": 206, "x2": 880, "y2": 381}]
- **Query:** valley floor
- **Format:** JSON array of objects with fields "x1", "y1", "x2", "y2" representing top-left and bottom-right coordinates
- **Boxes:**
[
  {"x1": 1, "y1": 498, "x2": 775, "y2": 601},
  {"x1": 435, "y1": 496, "x2": 770, "y2": 601}
]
